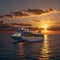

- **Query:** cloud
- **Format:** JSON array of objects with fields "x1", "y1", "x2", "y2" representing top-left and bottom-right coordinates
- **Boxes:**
[
  {"x1": 23, "y1": 9, "x2": 45, "y2": 15},
  {"x1": 11, "y1": 11, "x2": 28, "y2": 17},
  {"x1": 48, "y1": 27, "x2": 60, "y2": 31},
  {"x1": 4, "y1": 14, "x2": 13, "y2": 18},
  {"x1": 0, "y1": 8, "x2": 59, "y2": 18},
  {"x1": 33, "y1": 20, "x2": 41, "y2": 22},
  {"x1": 11, "y1": 23, "x2": 32, "y2": 26},
  {"x1": 0, "y1": 15, "x2": 4, "y2": 18},
  {"x1": 23, "y1": 8, "x2": 56, "y2": 15},
  {"x1": 0, "y1": 11, "x2": 29, "y2": 18}
]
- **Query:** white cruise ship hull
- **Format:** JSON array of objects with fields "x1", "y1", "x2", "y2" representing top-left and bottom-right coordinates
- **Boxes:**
[{"x1": 12, "y1": 36, "x2": 44, "y2": 42}]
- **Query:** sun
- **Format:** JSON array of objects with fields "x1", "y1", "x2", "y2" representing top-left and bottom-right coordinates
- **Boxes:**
[{"x1": 41, "y1": 24, "x2": 48, "y2": 33}]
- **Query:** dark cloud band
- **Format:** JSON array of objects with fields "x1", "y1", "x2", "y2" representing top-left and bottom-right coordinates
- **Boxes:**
[{"x1": 0, "y1": 8, "x2": 57, "y2": 18}]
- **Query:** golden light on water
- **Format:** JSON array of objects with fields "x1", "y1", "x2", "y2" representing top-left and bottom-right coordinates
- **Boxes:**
[
  {"x1": 44, "y1": 34, "x2": 48, "y2": 41},
  {"x1": 41, "y1": 34, "x2": 51, "y2": 59}
]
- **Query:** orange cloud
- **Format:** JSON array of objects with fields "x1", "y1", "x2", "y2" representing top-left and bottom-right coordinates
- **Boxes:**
[
  {"x1": 33, "y1": 20, "x2": 41, "y2": 22},
  {"x1": 11, "y1": 23, "x2": 32, "y2": 26},
  {"x1": 0, "y1": 8, "x2": 59, "y2": 18}
]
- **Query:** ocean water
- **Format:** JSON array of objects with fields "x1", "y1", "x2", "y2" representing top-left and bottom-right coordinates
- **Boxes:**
[{"x1": 0, "y1": 34, "x2": 60, "y2": 60}]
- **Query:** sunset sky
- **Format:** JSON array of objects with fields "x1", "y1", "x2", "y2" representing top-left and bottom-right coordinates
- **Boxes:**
[{"x1": 0, "y1": 0, "x2": 60, "y2": 32}]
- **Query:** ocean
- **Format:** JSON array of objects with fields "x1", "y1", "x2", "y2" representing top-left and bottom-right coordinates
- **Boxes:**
[{"x1": 0, "y1": 34, "x2": 60, "y2": 60}]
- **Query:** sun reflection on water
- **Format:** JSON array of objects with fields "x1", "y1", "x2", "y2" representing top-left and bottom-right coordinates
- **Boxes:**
[
  {"x1": 42, "y1": 34, "x2": 49, "y2": 53},
  {"x1": 40, "y1": 34, "x2": 50, "y2": 60},
  {"x1": 17, "y1": 43, "x2": 25, "y2": 58},
  {"x1": 44, "y1": 34, "x2": 48, "y2": 41}
]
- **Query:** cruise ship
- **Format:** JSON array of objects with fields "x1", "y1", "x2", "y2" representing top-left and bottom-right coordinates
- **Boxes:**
[{"x1": 11, "y1": 28, "x2": 44, "y2": 42}]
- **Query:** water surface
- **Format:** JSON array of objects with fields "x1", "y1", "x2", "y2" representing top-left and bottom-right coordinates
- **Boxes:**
[{"x1": 0, "y1": 34, "x2": 60, "y2": 60}]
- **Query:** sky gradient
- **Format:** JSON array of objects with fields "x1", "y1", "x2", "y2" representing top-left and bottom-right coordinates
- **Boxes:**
[{"x1": 0, "y1": 0, "x2": 60, "y2": 31}]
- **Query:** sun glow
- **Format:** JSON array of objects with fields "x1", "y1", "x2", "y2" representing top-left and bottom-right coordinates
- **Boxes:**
[{"x1": 41, "y1": 24, "x2": 49, "y2": 34}]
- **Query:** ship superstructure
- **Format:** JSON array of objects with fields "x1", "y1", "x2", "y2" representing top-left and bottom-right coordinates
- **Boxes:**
[{"x1": 11, "y1": 28, "x2": 44, "y2": 42}]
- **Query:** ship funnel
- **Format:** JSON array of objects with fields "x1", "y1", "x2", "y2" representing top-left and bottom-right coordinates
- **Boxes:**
[
  {"x1": 38, "y1": 31, "x2": 41, "y2": 35},
  {"x1": 26, "y1": 28, "x2": 29, "y2": 31},
  {"x1": 24, "y1": 28, "x2": 26, "y2": 31},
  {"x1": 21, "y1": 27, "x2": 23, "y2": 30},
  {"x1": 18, "y1": 28, "x2": 20, "y2": 30},
  {"x1": 24, "y1": 28, "x2": 29, "y2": 32}
]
